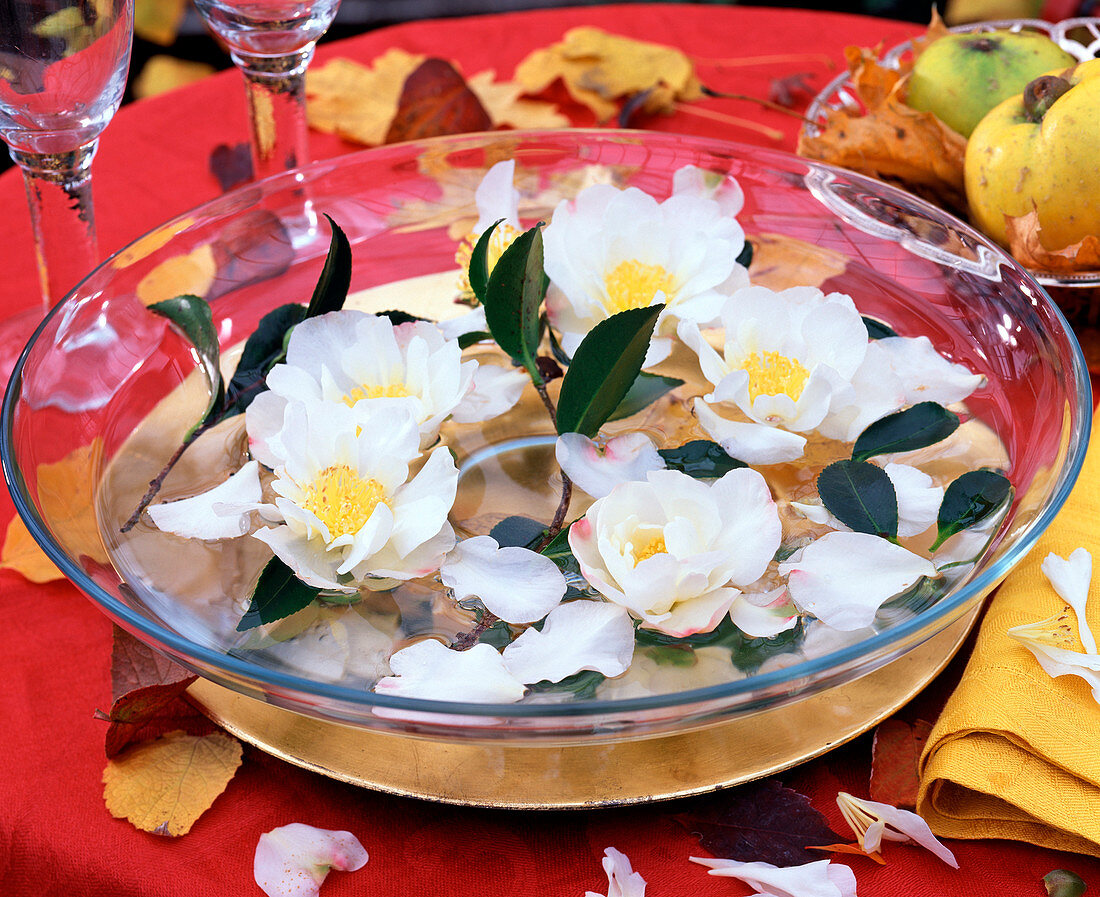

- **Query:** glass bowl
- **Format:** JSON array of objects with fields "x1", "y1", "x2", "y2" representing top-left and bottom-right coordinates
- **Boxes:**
[{"x1": 2, "y1": 130, "x2": 1090, "y2": 805}]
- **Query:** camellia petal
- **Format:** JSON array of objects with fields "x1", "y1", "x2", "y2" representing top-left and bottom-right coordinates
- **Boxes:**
[
  {"x1": 555, "y1": 431, "x2": 666, "y2": 499},
  {"x1": 585, "y1": 847, "x2": 647, "y2": 897},
  {"x1": 1040, "y1": 548, "x2": 1097, "y2": 654},
  {"x1": 883, "y1": 463, "x2": 943, "y2": 538},
  {"x1": 693, "y1": 397, "x2": 807, "y2": 465},
  {"x1": 779, "y1": 532, "x2": 938, "y2": 630},
  {"x1": 876, "y1": 335, "x2": 984, "y2": 406},
  {"x1": 254, "y1": 823, "x2": 368, "y2": 897},
  {"x1": 836, "y1": 792, "x2": 958, "y2": 868},
  {"x1": 690, "y1": 857, "x2": 858, "y2": 897},
  {"x1": 148, "y1": 460, "x2": 262, "y2": 540},
  {"x1": 729, "y1": 587, "x2": 799, "y2": 638},
  {"x1": 374, "y1": 639, "x2": 526, "y2": 703},
  {"x1": 437, "y1": 305, "x2": 488, "y2": 341},
  {"x1": 473, "y1": 159, "x2": 521, "y2": 233},
  {"x1": 450, "y1": 363, "x2": 529, "y2": 423},
  {"x1": 440, "y1": 535, "x2": 566, "y2": 624},
  {"x1": 503, "y1": 599, "x2": 634, "y2": 684},
  {"x1": 1008, "y1": 610, "x2": 1100, "y2": 703}
]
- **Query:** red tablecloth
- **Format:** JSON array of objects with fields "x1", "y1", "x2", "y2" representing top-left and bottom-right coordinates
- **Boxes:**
[{"x1": 4, "y1": 5, "x2": 1100, "y2": 895}]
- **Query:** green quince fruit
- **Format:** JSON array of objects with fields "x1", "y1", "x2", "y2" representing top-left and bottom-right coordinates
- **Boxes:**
[
  {"x1": 965, "y1": 58, "x2": 1100, "y2": 251},
  {"x1": 906, "y1": 29, "x2": 1075, "y2": 137}
]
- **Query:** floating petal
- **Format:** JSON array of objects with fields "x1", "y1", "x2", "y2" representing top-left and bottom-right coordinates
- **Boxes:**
[
  {"x1": 147, "y1": 460, "x2": 262, "y2": 540},
  {"x1": 503, "y1": 600, "x2": 635, "y2": 683},
  {"x1": 555, "y1": 431, "x2": 666, "y2": 499},
  {"x1": 374, "y1": 639, "x2": 526, "y2": 703}
]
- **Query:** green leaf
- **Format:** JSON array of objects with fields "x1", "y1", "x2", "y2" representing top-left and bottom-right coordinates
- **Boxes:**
[
  {"x1": 483, "y1": 223, "x2": 545, "y2": 373},
  {"x1": 862, "y1": 316, "x2": 898, "y2": 340},
  {"x1": 537, "y1": 525, "x2": 582, "y2": 580},
  {"x1": 237, "y1": 556, "x2": 323, "y2": 631},
  {"x1": 525, "y1": 669, "x2": 605, "y2": 700},
  {"x1": 468, "y1": 219, "x2": 501, "y2": 304},
  {"x1": 930, "y1": 468, "x2": 1013, "y2": 551},
  {"x1": 1044, "y1": 870, "x2": 1087, "y2": 897},
  {"x1": 608, "y1": 371, "x2": 684, "y2": 422},
  {"x1": 735, "y1": 239, "x2": 753, "y2": 269},
  {"x1": 150, "y1": 294, "x2": 224, "y2": 432},
  {"x1": 658, "y1": 439, "x2": 746, "y2": 479},
  {"x1": 457, "y1": 330, "x2": 492, "y2": 350},
  {"x1": 377, "y1": 309, "x2": 430, "y2": 326},
  {"x1": 489, "y1": 515, "x2": 547, "y2": 548},
  {"x1": 851, "y1": 402, "x2": 960, "y2": 463},
  {"x1": 634, "y1": 615, "x2": 803, "y2": 673},
  {"x1": 555, "y1": 304, "x2": 664, "y2": 437},
  {"x1": 305, "y1": 216, "x2": 352, "y2": 318},
  {"x1": 817, "y1": 459, "x2": 899, "y2": 539},
  {"x1": 224, "y1": 302, "x2": 307, "y2": 417}
]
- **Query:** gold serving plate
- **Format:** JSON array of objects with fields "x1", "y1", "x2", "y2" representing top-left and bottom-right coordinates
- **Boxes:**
[{"x1": 188, "y1": 606, "x2": 977, "y2": 808}]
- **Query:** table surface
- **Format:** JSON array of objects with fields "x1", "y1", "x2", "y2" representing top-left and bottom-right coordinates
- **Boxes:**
[{"x1": 3, "y1": 5, "x2": 1100, "y2": 895}]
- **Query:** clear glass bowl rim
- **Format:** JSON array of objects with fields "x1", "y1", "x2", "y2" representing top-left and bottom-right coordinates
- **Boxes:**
[{"x1": 1, "y1": 128, "x2": 1092, "y2": 721}]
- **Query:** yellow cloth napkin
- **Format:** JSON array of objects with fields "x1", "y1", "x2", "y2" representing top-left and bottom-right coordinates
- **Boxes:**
[{"x1": 918, "y1": 414, "x2": 1100, "y2": 856}]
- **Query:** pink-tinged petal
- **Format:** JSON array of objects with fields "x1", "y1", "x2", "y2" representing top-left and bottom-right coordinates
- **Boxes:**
[
  {"x1": 690, "y1": 857, "x2": 857, "y2": 897},
  {"x1": 254, "y1": 823, "x2": 368, "y2": 897},
  {"x1": 1008, "y1": 611, "x2": 1100, "y2": 703},
  {"x1": 876, "y1": 335, "x2": 984, "y2": 405},
  {"x1": 729, "y1": 587, "x2": 799, "y2": 637},
  {"x1": 450, "y1": 363, "x2": 529, "y2": 423},
  {"x1": 694, "y1": 397, "x2": 806, "y2": 465},
  {"x1": 440, "y1": 535, "x2": 566, "y2": 624},
  {"x1": 374, "y1": 640, "x2": 526, "y2": 703},
  {"x1": 1040, "y1": 548, "x2": 1097, "y2": 654},
  {"x1": 502, "y1": 600, "x2": 634, "y2": 684},
  {"x1": 584, "y1": 847, "x2": 647, "y2": 897},
  {"x1": 556, "y1": 432, "x2": 666, "y2": 499},
  {"x1": 779, "y1": 532, "x2": 937, "y2": 630},
  {"x1": 836, "y1": 792, "x2": 958, "y2": 869},
  {"x1": 645, "y1": 586, "x2": 739, "y2": 638},
  {"x1": 147, "y1": 460, "x2": 262, "y2": 540}
]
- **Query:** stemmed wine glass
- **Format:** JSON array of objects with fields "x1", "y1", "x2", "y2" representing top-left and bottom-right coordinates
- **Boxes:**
[
  {"x1": 192, "y1": 0, "x2": 340, "y2": 181},
  {"x1": 0, "y1": 0, "x2": 134, "y2": 380}
]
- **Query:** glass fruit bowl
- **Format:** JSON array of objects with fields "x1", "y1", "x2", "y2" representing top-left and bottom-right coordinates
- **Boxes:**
[{"x1": 1, "y1": 130, "x2": 1090, "y2": 807}]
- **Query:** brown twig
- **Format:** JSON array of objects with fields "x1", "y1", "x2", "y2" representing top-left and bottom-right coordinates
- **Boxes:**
[
  {"x1": 700, "y1": 86, "x2": 814, "y2": 122},
  {"x1": 451, "y1": 610, "x2": 501, "y2": 651},
  {"x1": 119, "y1": 423, "x2": 211, "y2": 533},
  {"x1": 674, "y1": 104, "x2": 785, "y2": 141}
]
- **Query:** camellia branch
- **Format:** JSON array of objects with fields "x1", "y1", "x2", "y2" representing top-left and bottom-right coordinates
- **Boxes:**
[{"x1": 119, "y1": 423, "x2": 214, "y2": 533}]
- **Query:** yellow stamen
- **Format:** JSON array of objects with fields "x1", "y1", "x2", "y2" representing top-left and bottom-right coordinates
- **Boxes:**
[
  {"x1": 454, "y1": 223, "x2": 522, "y2": 303},
  {"x1": 633, "y1": 534, "x2": 668, "y2": 565},
  {"x1": 300, "y1": 464, "x2": 388, "y2": 537},
  {"x1": 740, "y1": 350, "x2": 810, "y2": 402},
  {"x1": 602, "y1": 260, "x2": 676, "y2": 315},
  {"x1": 344, "y1": 382, "x2": 411, "y2": 406}
]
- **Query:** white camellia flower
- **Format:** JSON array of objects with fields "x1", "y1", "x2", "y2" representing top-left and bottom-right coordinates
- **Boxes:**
[
  {"x1": 449, "y1": 362, "x2": 529, "y2": 424},
  {"x1": 779, "y1": 531, "x2": 938, "y2": 630},
  {"x1": 836, "y1": 792, "x2": 958, "y2": 868},
  {"x1": 440, "y1": 535, "x2": 567, "y2": 624},
  {"x1": 543, "y1": 182, "x2": 748, "y2": 365},
  {"x1": 254, "y1": 823, "x2": 368, "y2": 897},
  {"x1": 585, "y1": 847, "x2": 647, "y2": 897},
  {"x1": 672, "y1": 164, "x2": 745, "y2": 218},
  {"x1": 569, "y1": 468, "x2": 781, "y2": 637},
  {"x1": 501, "y1": 599, "x2": 635, "y2": 684},
  {"x1": 374, "y1": 639, "x2": 526, "y2": 703},
  {"x1": 680, "y1": 285, "x2": 982, "y2": 465},
  {"x1": 246, "y1": 310, "x2": 479, "y2": 458},
  {"x1": 555, "y1": 431, "x2": 666, "y2": 499},
  {"x1": 252, "y1": 401, "x2": 457, "y2": 592},
  {"x1": 147, "y1": 459, "x2": 263, "y2": 540},
  {"x1": 690, "y1": 857, "x2": 857, "y2": 897},
  {"x1": 454, "y1": 159, "x2": 524, "y2": 300}
]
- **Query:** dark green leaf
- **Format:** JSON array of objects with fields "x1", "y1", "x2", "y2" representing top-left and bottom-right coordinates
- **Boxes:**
[
  {"x1": 237, "y1": 556, "x2": 322, "y2": 630},
  {"x1": 305, "y1": 216, "x2": 352, "y2": 318},
  {"x1": 475, "y1": 616, "x2": 515, "y2": 650},
  {"x1": 377, "y1": 309, "x2": 430, "y2": 326},
  {"x1": 489, "y1": 515, "x2": 547, "y2": 548},
  {"x1": 735, "y1": 239, "x2": 753, "y2": 269},
  {"x1": 880, "y1": 575, "x2": 942, "y2": 614},
  {"x1": 634, "y1": 615, "x2": 803, "y2": 673},
  {"x1": 467, "y1": 219, "x2": 501, "y2": 304},
  {"x1": 483, "y1": 223, "x2": 545, "y2": 371},
  {"x1": 608, "y1": 371, "x2": 684, "y2": 422},
  {"x1": 1044, "y1": 870, "x2": 1087, "y2": 897},
  {"x1": 547, "y1": 322, "x2": 572, "y2": 367},
  {"x1": 537, "y1": 525, "x2": 582, "y2": 580},
  {"x1": 457, "y1": 330, "x2": 492, "y2": 350},
  {"x1": 817, "y1": 459, "x2": 899, "y2": 539},
  {"x1": 658, "y1": 439, "x2": 745, "y2": 479},
  {"x1": 930, "y1": 468, "x2": 1012, "y2": 551},
  {"x1": 862, "y1": 316, "x2": 898, "y2": 340},
  {"x1": 525, "y1": 669, "x2": 605, "y2": 700},
  {"x1": 150, "y1": 294, "x2": 224, "y2": 431},
  {"x1": 224, "y1": 302, "x2": 307, "y2": 416},
  {"x1": 556, "y1": 304, "x2": 664, "y2": 437},
  {"x1": 852, "y1": 402, "x2": 960, "y2": 463}
]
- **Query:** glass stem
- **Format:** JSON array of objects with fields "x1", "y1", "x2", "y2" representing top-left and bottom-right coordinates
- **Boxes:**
[
  {"x1": 9, "y1": 143, "x2": 99, "y2": 308},
  {"x1": 232, "y1": 47, "x2": 314, "y2": 180}
]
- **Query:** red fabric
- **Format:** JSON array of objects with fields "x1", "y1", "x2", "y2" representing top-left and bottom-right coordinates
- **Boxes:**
[{"x1": 4, "y1": 5, "x2": 1100, "y2": 894}]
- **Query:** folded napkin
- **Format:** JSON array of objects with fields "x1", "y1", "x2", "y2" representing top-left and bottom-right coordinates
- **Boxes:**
[{"x1": 918, "y1": 414, "x2": 1100, "y2": 857}]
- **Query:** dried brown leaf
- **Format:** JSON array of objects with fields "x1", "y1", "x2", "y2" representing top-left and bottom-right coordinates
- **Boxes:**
[
  {"x1": 103, "y1": 730, "x2": 242, "y2": 836},
  {"x1": 307, "y1": 51, "x2": 424, "y2": 145},
  {"x1": 384, "y1": 58, "x2": 492, "y2": 144},
  {"x1": 209, "y1": 142, "x2": 253, "y2": 193},
  {"x1": 869, "y1": 717, "x2": 934, "y2": 810},
  {"x1": 1005, "y1": 209, "x2": 1100, "y2": 275}
]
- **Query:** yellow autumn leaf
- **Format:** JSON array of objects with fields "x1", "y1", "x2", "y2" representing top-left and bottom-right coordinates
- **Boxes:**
[
  {"x1": 514, "y1": 27, "x2": 703, "y2": 122},
  {"x1": 103, "y1": 730, "x2": 243, "y2": 836},
  {"x1": 133, "y1": 55, "x2": 215, "y2": 99},
  {"x1": 134, "y1": 0, "x2": 189, "y2": 46},
  {"x1": 136, "y1": 244, "x2": 217, "y2": 305},
  {"x1": 112, "y1": 218, "x2": 197, "y2": 270},
  {"x1": 0, "y1": 516, "x2": 62, "y2": 583},
  {"x1": 466, "y1": 70, "x2": 570, "y2": 130}
]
